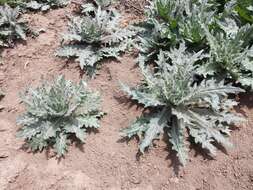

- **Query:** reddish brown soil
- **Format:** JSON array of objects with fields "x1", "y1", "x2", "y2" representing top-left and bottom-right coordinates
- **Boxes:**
[{"x1": 0, "y1": 4, "x2": 253, "y2": 190}]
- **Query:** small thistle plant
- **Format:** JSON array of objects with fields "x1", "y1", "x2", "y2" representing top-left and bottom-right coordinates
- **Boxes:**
[
  {"x1": 17, "y1": 76, "x2": 104, "y2": 157},
  {"x1": 56, "y1": 0, "x2": 136, "y2": 77},
  {"x1": 0, "y1": 5, "x2": 29, "y2": 47}
]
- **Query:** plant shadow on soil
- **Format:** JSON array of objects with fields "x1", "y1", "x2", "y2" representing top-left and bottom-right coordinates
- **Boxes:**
[
  {"x1": 239, "y1": 92, "x2": 253, "y2": 109},
  {"x1": 113, "y1": 93, "x2": 145, "y2": 110}
]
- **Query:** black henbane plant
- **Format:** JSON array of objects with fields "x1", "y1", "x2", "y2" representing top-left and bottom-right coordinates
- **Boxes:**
[
  {"x1": 17, "y1": 76, "x2": 104, "y2": 157},
  {"x1": 56, "y1": 4, "x2": 136, "y2": 77},
  {"x1": 121, "y1": 43, "x2": 244, "y2": 166},
  {"x1": 0, "y1": 5, "x2": 28, "y2": 47}
]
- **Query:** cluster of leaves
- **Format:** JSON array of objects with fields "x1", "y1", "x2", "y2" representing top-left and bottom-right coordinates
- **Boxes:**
[
  {"x1": 234, "y1": 0, "x2": 253, "y2": 23},
  {"x1": 136, "y1": 0, "x2": 253, "y2": 90},
  {"x1": 24, "y1": 0, "x2": 69, "y2": 11},
  {"x1": 121, "y1": 43, "x2": 244, "y2": 166},
  {"x1": 0, "y1": 0, "x2": 24, "y2": 7},
  {"x1": 56, "y1": 0, "x2": 136, "y2": 77},
  {"x1": 0, "y1": 5, "x2": 28, "y2": 47},
  {"x1": 17, "y1": 76, "x2": 104, "y2": 157}
]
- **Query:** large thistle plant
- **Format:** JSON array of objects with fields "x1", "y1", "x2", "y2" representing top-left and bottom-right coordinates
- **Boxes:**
[
  {"x1": 17, "y1": 76, "x2": 104, "y2": 157},
  {"x1": 121, "y1": 43, "x2": 244, "y2": 166},
  {"x1": 56, "y1": 1, "x2": 135, "y2": 77}
]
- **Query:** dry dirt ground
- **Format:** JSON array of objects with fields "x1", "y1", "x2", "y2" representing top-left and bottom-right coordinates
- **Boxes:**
[{"x1": 0, "y1": 3, "x2": 253, "y2": 190}]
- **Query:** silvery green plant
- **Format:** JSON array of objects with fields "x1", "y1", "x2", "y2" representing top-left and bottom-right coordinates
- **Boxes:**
[
  {"x1": 199, "y1": 20, "x2": 253, "y2": 89},
  {"x1": 121, "y1": 43, "x2": 244, "y2": 166},
  {"x1": 0, "y1": 5, "x2": 28, "y2": 47},
  {"x1": 56, "y1": 3, "x2": 136, "y2": 77},
  {"x1": 137, "y1": 0, "x2": 215, "y2": 64},
  {"x1": 25, "y1": 0, "x2": 69, "y2": 11},
  {"x1": 136, "y1": 0, "x2": 253, "y2": 91},
  {"x1": 17, "y1": 76, "x2": 104, "y2": 157}
]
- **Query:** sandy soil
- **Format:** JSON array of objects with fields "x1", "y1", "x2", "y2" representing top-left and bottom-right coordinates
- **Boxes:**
[{"x1": 0, "y1": 3, "x2": 252, "y2": 190}]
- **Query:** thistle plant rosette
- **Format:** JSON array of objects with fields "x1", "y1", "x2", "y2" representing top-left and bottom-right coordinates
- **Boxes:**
[
  {"x1": 136, "y1": 0, "x2": 215, "y2": 64},
  {"x1": 199, "y1": 19, "x2": 253, "y2": 90},
  {"x1": 121, "y1": 43, "x2": 244, "y2": 166},
  {"x1": 0, "y1": 5, "x2": 28, "y2": 47},
  {"x1": 17, "y1": 76, "x2": 104, "y2": 157},
  {"x1": 56, "y1": 3, "x2": 136, "y2": 77}
]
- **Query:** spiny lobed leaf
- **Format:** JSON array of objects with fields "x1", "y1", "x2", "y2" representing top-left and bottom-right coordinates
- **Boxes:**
[
  {"x1": 17, "y1": 75, "x2": 104, "y2": 157},
  {"x1": 121, "y1": 43, "x2": 244, "y2": 166},
  {"x1": 0, "y1": 5, "x2": 29, "y2": 47},
  {"x1": 136, "y1": 0, "x2": 253, "y2": 91},
  {"x1": 56, "y1": 2, "x2": 136, "y2": 77}
]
